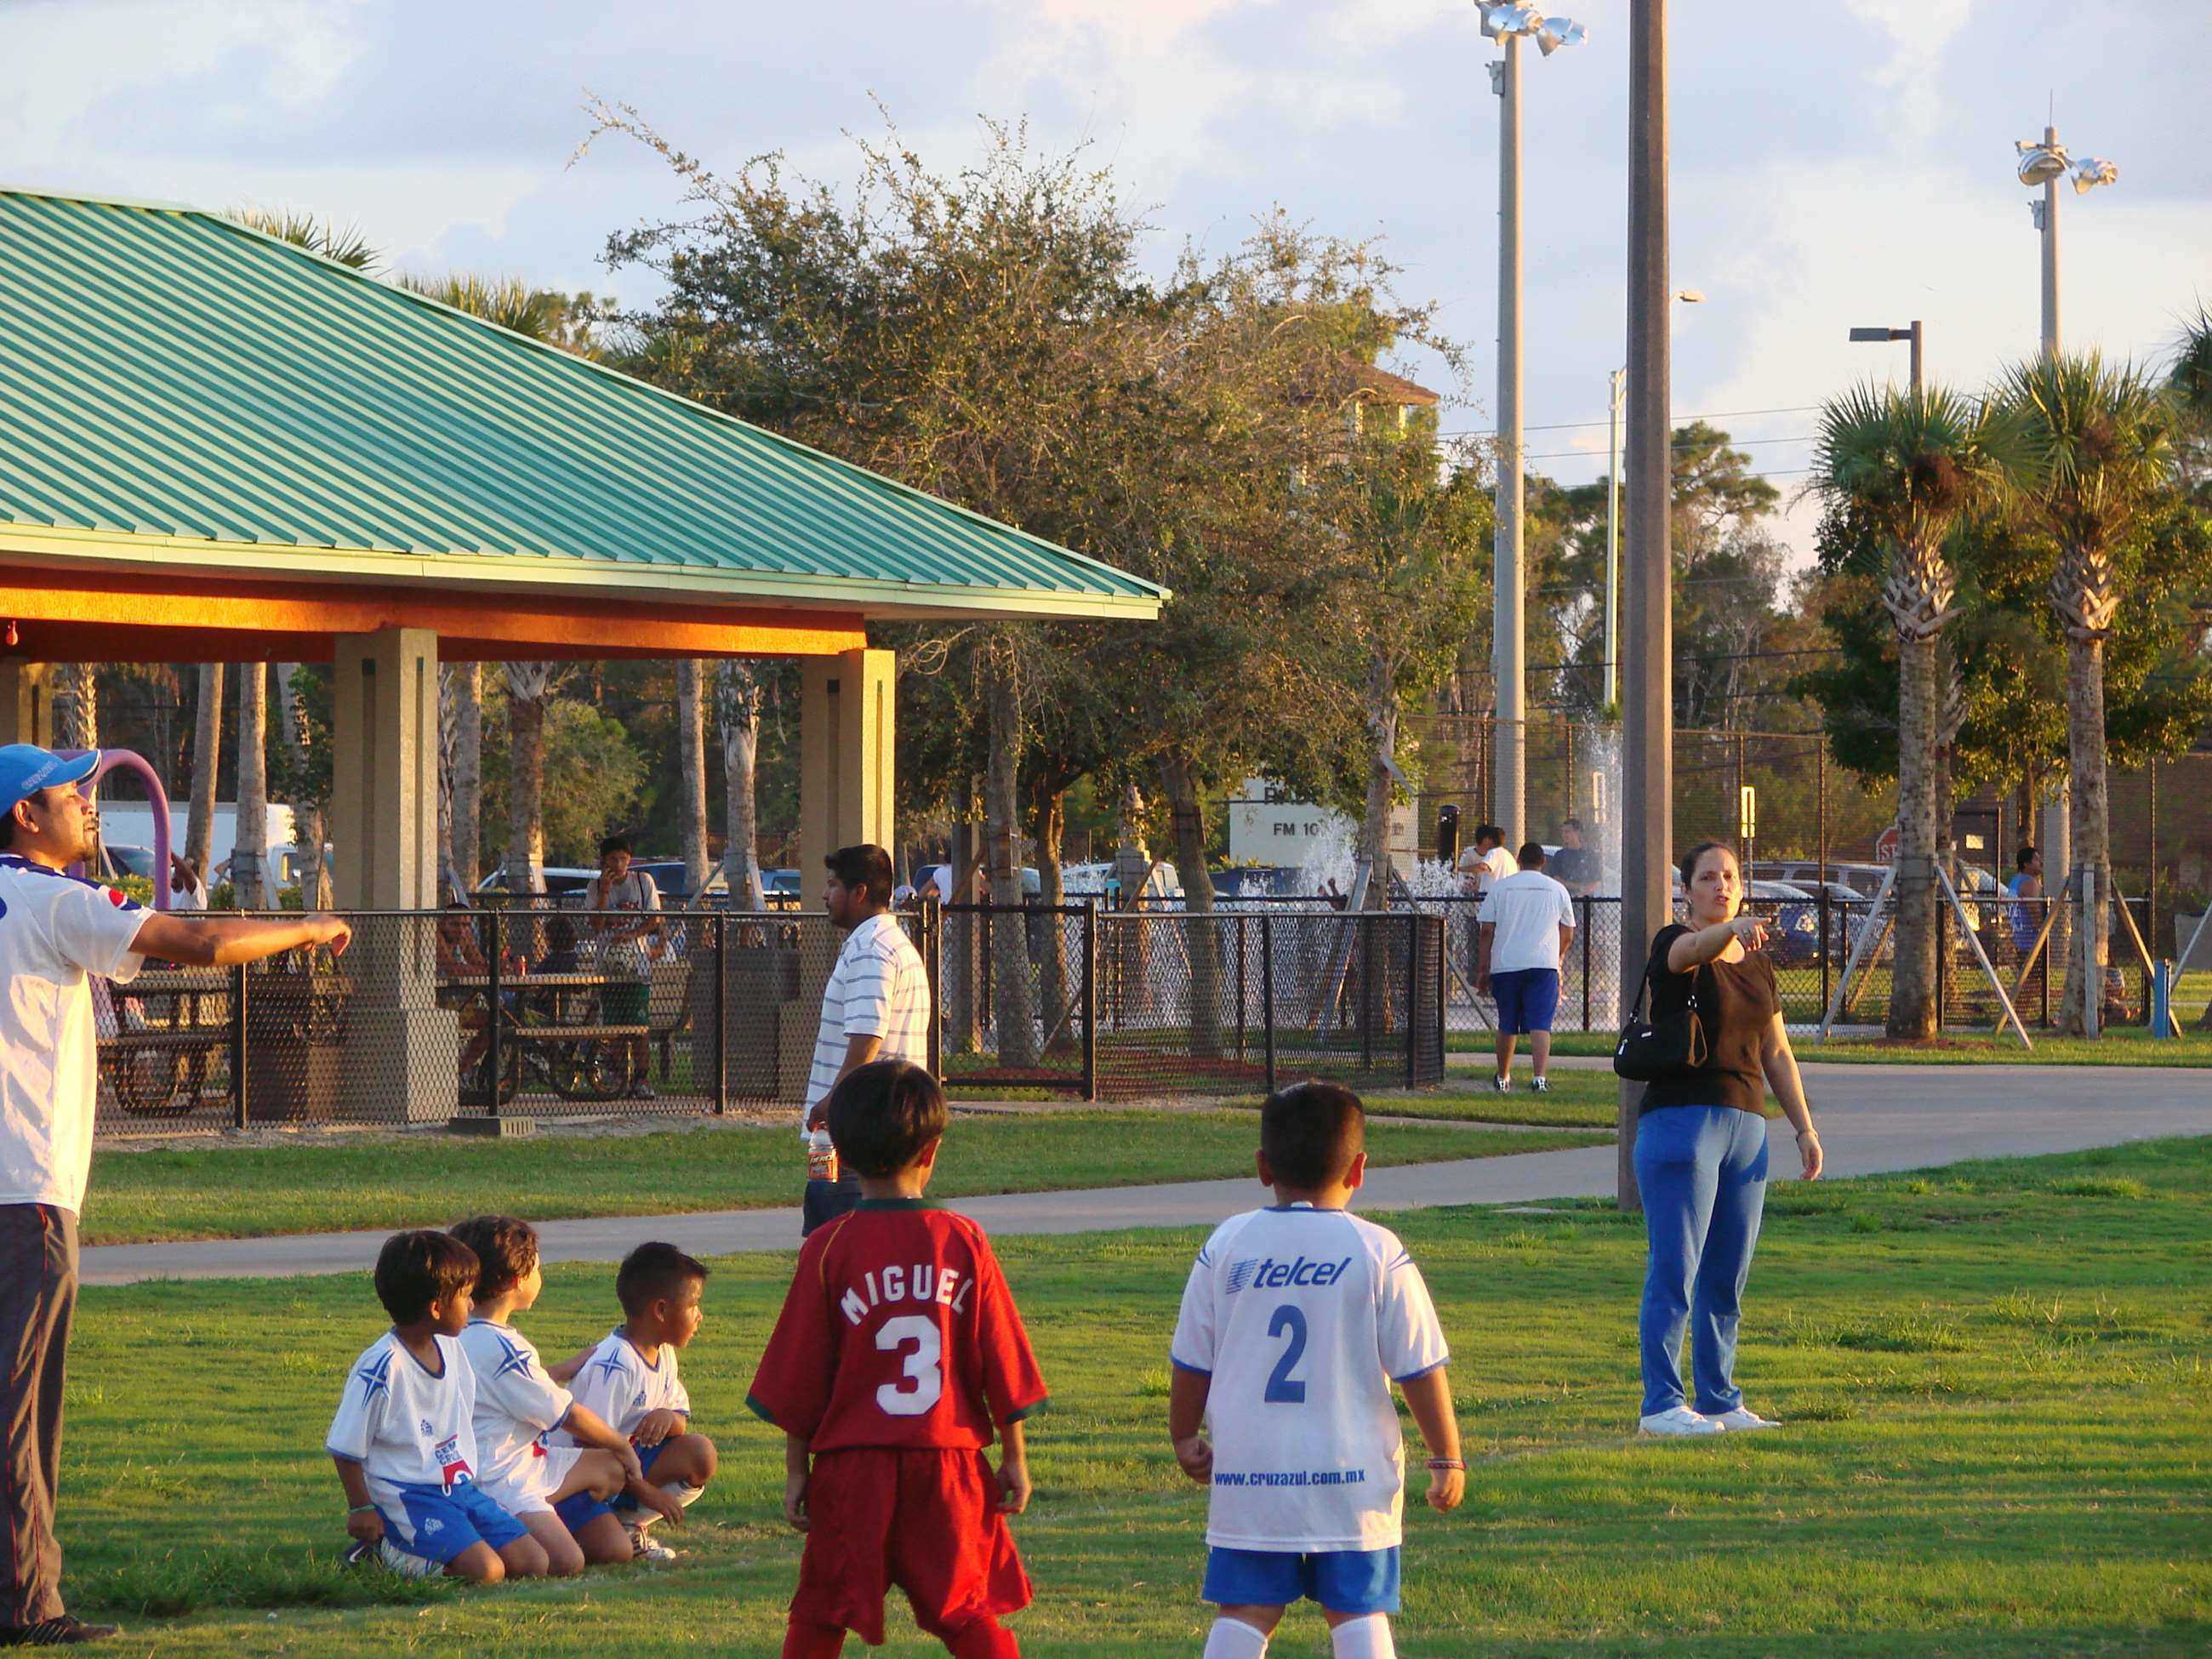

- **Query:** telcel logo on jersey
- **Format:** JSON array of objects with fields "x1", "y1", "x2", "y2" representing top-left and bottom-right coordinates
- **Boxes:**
[{"x1": 1226, "y1": 1254, "x2": 1352, "y2": 1294}]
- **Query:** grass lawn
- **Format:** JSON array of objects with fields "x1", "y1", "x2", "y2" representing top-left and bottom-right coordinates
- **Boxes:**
[
  {"x1": 78, "y1": 1112, "x2": 1605, "y2": 1246},
  {"x1": 1454, "y1": 1027, "x2": 2212, "y2": 1066},
  {"x1": 1347, "y1": 1070, "x2": 1621, "y2": 1128},
  {"x1": 59, "y1": 1136, "x2": 2212, "y2": 1656}
]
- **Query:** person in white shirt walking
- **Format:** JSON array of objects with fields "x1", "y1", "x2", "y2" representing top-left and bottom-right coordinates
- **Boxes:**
[
  {"x1": 800, "y1": 845, "x2": 930, "y2": 1236},
  {"x1": 1474, "y1": 842, "x2": 1576, "y2": 1094},
  {"x1": 0, "y1": 744, "x2": 350, "y2": 1646}
]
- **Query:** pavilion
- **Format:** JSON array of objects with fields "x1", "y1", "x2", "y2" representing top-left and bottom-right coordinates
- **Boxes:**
[{"x1": 0, "y1": 185, "x2": 1164, "y2": 909}]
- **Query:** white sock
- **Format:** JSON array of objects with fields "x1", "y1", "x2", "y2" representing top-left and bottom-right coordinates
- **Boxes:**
[
  {"x1": 631, "y1": 1482, "x2": 704, "y2": 1534},
  {"x1": 1331, "y1": 1613, "x2": 1396, "y2": 1659},
  {"x1": 1203, "y1": 1616, "x2": 1269, "y2": 1659}
]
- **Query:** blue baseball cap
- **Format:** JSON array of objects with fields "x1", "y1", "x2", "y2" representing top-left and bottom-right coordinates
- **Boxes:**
[{"x1": 0, "y1": 744, "x2": 100, "y2": 816}]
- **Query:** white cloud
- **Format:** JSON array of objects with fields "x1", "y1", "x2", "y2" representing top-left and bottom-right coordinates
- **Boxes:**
[{"x1": 1840, "y1": 0, "x2": 1980, "y2": 137}]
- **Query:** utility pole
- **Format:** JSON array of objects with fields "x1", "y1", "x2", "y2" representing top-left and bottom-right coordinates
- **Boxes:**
[
  {"x1": 1604, "y1": 366, "x2": 1624, "y2": 710},
  {"x1": 1618, "y1": 0, "x2": 1671, "y2": 1211},
  {"x1": 1491, "y1": 35, "x2": 1526, "y2": 851}
]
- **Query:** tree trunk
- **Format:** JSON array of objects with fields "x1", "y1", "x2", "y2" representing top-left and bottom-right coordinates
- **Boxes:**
[
  {"x1": 2057, "y1": 632, "x2": 2111, "y2": 1035},
  {"x1": 1888, "y1": 634, "x2": 1940, "y2": 1040},
  {"x1": 505, "y1": 665, "x2": 551, "y2": 898},
  {"x1": 234, "y1": 664, "x2": 272, "y2": 909},
  {"x1": 275, "y1": 664, "x2": 330, "y2": 908},
  {"x1": 1160, "y1": 748, "x2": 1223, "y2": 1059},
  {"x1": 947, "y1": 814, "x2": 983, "y2": 1053},
  {"x1": 1030, "y1": 779, "x2": 1075, "y2": 1056},
  {"x1": 185, "y1": 664, "x2": 223, "y2": 881},
  {"x1": 51, "y1": 664, "x2": 96, "y2": 751},
  {"x1": 983, "y1": 650, "x2": 1038, "y2": 1069},
  {"x1": 715, "y1": 660, "x2": 765, "y2": 911},
  {"x1": 676, "y1": 660, "x2": 710, "y2": 903},
  {"x1": 1351, "y1": 651, "x2": 1400, "y2": 914},
  {"x1": 451, "y1": 664, "x2": 483, "y2": 895}
]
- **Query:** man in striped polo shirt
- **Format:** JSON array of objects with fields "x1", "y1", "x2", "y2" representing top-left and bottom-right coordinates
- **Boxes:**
[{"x1": 801, "y1": 845, "x2": 931, "y2": 1235}]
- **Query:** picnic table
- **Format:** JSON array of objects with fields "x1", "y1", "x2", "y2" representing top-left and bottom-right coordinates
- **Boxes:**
[
  {"x1": 440, "y1": 970, "x2": 653, "y2": 1107},
  {"x1": 97, "y1": 969, "x2": 229, "y2": 1119}
]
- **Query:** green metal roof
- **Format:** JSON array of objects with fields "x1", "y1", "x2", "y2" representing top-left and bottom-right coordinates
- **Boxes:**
[{"x1": 0, "y1": 187, "x2": 1164, "y2": 621}]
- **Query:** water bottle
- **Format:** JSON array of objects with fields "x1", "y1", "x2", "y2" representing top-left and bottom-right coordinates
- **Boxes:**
[{"x1": 807, "y1": 1127, "x2": 838, "y2": 1184}]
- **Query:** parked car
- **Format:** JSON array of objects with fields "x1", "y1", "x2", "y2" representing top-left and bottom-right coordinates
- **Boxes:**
[
  {"x1": 1210, "y1": 866, "x2": 1301, "y2": 899},
  {"x1": 1742, "y1": 881, "x2": 1822, "y2": 965},
  {"x1": 474, "y1": 865, "x2": 599, "y2": 906}
]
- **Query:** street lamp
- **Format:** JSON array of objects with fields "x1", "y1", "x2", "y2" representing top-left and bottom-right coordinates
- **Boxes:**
[
  {"x1": 2015, "y1": 126, "x2": 2118, "y2": 357},
  {"x1": 1604, "y1": 289, "x2": 1702, "y2": 710},
  {"x1": 1479, "y1": 0, "x2": 1588, "y2": 852},
  {"x1": 1849, "y1": 321, "x2": 1924, "y2": 394}
]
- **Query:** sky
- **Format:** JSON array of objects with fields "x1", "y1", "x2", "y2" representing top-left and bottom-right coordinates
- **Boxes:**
[{"x1": 6, "y1": 0, "x2": 2208, "y2": 563}]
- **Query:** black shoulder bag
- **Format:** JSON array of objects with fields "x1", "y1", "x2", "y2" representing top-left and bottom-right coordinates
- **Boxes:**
[{"x1": 1612, "y1": 953, "x2": 1709, "y2": 1082}]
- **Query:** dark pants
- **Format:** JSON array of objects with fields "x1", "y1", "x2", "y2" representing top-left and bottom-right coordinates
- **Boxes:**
[
  {"x1": 802, "y1": 1173, "x2": 861, "y2": 1237},
  {"x1": 2, "y1": 1205, "x2": 77, "y2": 1631}
]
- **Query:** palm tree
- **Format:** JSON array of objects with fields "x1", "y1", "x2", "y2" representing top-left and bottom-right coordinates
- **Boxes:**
[
  {"x1": 185, "y1": 664, "x2": 223, "y2": 881},
  {"x1": 503, "y1": 664, "x2": 565, "y2": 898},
  {"x1": 714, "y1": 661, "x2": 767, "y2": 911},
  {"x1": 1812, "y1": 385, "x2": 2021, "y2": 1040},
  {"x1": 676, "y1": 662, "x2": 710, "y2": 903},
  {"x1": 233, "y1": 664, "x2": 273, "y2": 908},
  {"x1": 1996, "y1": 353, "x2": 2175, "y2": 1035},
  {"x1": 2170, "y1": 303, "x2": 2212, "y2": 496}
]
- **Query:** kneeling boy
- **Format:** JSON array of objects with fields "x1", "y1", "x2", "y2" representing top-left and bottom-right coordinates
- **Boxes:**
[
  {"x1": 328, "y1": 1229, "x2": 547, "y2": 1582},
  {"x1": 552, "y1": 1241, "x2": 718, "y2": 1561},
  {"x1": 450, "y1": 1215, "x2": 648, "y2": 1571},
  {"x1": 749, "y1": 1059, "x2": 1049, "y2": 1659},
  {"x1": 1168, "y1": 1082, "x2": 1465, "y2": 1659}
]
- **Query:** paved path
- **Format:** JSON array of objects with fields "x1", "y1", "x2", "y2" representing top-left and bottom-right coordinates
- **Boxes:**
[{"x1": 78, "y1": 1064, "x2": 2212, "y2": 1286}]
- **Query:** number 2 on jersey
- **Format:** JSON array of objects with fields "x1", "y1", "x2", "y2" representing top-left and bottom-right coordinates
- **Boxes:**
[
  {"x1": 875, "y1": 1314, "x2": 944, "y2": 1416},
  {"x1": 1263, "y1": 1303, "x2": 1308, "y2": 1403}
]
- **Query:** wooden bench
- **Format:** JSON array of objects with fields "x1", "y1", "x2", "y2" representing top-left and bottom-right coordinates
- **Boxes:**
[{"x1": 99, "y1": 1029, "x2": 226, "y2": 1118}]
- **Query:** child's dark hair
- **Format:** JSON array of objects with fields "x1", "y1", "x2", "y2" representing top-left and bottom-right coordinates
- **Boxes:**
[
  {"x1": 826, "y1": 1058, "x2": 949, "y2": 1178},
  {"x1": 448, "y1": 1215, "x2": 540, "y2": 1300},
  {"x1": 1260, "y1": 1080, "x2": 1367, "y2": 1190},
  {"x1": 616, "y1": 1241, "x2": 710, "y2": 1318},
  {"x1": 374, "y1": 1229, "x2": 480, "y2": 1325}
]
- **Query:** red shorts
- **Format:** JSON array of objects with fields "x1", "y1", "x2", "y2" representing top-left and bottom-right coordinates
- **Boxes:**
[{"x1": 791, "y1": 1447, "x2": 1030, "y2": 1645}]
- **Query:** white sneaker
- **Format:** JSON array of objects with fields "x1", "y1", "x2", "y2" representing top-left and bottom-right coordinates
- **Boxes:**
[
  {"x1": 1638, "y1": 1406, "x2": 1725, "y2": 1438},
  {"x1": 345, "y1": 1537, "x2": 442, "y2": 1579},
  {"x1": 1708, "y1": 1406, "x2": 1779, "y2": 1430},
  {"x1": 1531, "y1": 1075, "x2": 1550, "y2": 1093},
  {"x1": 1491, "y1": 1074, "x2": 1512, "y2": 1094},
  {"x1": 629, "y1": 1526, "x2": 679, "y2": 1564}
]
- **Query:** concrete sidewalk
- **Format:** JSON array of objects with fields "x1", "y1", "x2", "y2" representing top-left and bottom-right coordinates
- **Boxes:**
[{"x1": 78, "y1": 1063, "x2": 2212, "y2": 1286}]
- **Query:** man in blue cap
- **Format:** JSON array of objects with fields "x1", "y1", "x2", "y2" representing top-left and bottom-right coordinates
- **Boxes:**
[{"x1": 0, "y1": 744, "x2": 352, "y2": 1646}]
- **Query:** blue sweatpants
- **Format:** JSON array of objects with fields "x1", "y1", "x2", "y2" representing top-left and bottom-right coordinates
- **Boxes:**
[{"x1": 1633, "y1": 1106, "x2": 1769, "y2": 1417}]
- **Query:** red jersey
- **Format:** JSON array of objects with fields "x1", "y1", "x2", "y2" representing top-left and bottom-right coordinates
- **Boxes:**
[{"x1": 747, "y1": 1200, "x2": 1048, "y2": 1453}]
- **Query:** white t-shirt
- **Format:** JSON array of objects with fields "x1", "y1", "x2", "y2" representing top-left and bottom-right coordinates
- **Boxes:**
[
  {"x1": 1478, "y1": 869, "x2": 1577, "y2": 974},
  {"x1": 0, "y1": 855, "x2": 151, "y2": 1213},
  {"x1": 326, "y1": 1331, "x2": 486, "y2": 1507},
  {"x1": 457, "y1": 1318, "x2": 578, "y2": 1513},
  {"x1": 1457, "y1": 844, "x2": 1517, "y2": 894},
  {"x1": 1171, "y1": 1204, "x2": 1450, "y2": 1553},
  {"x1": 802, "y1": 911, "x2": 931, "y2": 1127},
  {"x1": 556, "y1": 1329, "x2": 692, "y2": 1445}
]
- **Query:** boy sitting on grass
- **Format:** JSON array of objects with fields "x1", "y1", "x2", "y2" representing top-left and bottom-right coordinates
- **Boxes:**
[
  {"x1": 550, "y1": 1242, "x2": 718, "y2": 1563},
  {"x1": 748, "y1": 1059, "x2": 1049, "y2": 1659},
  {"x1": 328, "y1": 1230, "x2": 548, "y2": 1583},
  {"x1": 449, "y1": 1215, "x2": 649, "y2": 1572},
  {"x1": 1169, "y1": 1081, "x2": 1464, "y2": 1659}
]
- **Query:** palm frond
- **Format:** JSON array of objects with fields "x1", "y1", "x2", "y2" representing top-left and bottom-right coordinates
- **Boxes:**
[
  {"x1": 401, "y1": 274, "x2": 573, "y2": 345},
  {"x1": 225, "y1": 207, "x2": 381, "y2": 272}
]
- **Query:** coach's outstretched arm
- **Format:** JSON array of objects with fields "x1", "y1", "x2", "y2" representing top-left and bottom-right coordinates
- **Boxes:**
[{"x1": 130, "y1": 910, "x2": 353, "y2": 967}]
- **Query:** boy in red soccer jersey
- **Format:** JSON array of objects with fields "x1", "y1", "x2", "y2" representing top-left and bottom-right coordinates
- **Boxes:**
[{"x1": 748, "y1": 1059, "x2": 1048, "y2": 1659}]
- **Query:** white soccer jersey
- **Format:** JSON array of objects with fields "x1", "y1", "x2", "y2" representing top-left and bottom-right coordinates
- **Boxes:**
[
  {"x1": 457, "y1": 1319, "x2": 578, "y2": 1513},
  {"x1": 1171, "y1": 1204, "x2": 1450, "y2": 1553},
  {"x1": 326, "y1": 1332, "x2": 487, "y2": 1510},
  {"x1": 556, "y1": 1330, "x2": 691, "y2": 1446}
]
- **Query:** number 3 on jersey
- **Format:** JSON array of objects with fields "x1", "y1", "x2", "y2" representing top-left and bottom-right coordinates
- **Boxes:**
[
  {"x1": 1263, "y1": 1303, "x2": 1308, "y2": 1403},
  {"x1": 875, "y1": 1314, "x2": 944, "y2": 1416}
]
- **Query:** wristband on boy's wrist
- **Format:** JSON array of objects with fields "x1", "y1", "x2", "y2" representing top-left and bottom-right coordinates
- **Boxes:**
[
  {"x1": 1425, "y1": 1458, "x2": 1465, "y2": 1471},
  {"x1": 347, "y1": 1503, "x2": 379, "y2": 1515}
]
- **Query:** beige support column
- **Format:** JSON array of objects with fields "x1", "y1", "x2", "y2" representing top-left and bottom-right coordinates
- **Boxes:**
[
  {"x1": 331, "y1": 629, "x2": 440, "y2": 909},
  {"x1": 0, "y1": 662, "x2": 53, "y2": 748},
  {"x1": 799, "y1": 647, "x2": 897, "y2": 887},
  {"x1": 329, "y1": 629, "x2": 455, "y2": 1122}
]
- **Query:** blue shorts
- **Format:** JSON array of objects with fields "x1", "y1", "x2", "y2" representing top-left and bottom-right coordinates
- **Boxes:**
[
  {"x1": 553, "y1": 1438, "x2": 665, "y2": 1531},
  {"x1": 381, "y1": 1480, "x2": 527, "y2": 1565},
  {"x1": 1491, "y1": 967, "x2": 1559, "y2": 1035},
  {"x1": 1202, "y1": 1546, "x2": 1400, "y2": 1616}
]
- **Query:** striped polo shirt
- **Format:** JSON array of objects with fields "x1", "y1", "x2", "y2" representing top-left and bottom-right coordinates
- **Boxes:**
[{"x1": 802, "y1": 911, "x2": 931, "y2": 1129}]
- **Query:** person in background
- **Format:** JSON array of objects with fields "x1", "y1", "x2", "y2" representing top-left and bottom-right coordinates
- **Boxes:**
[
  {"x1": 2, "y1": 744, "x2": 350, "y2": 1645},
  {"x1": 801, "y1": 846, "x2": 932, "y2": 1235},
  {"x1": 1456, "y1": 824, "x2": 1515, "y2": 898},
  {"x1": 2005, "y1": 846, "x2": 2043, "y2": 965},
  {"x1": 587, "y1": 835, "x2": 662, "y2": 1102},
  {"x1": 1474, "y1": 843, "x2": 1577, "y2": 1094},
  {"x1": 166, "y1": 852, "x2": 208, "y2": 912},
  {"x1": 1548, "y1": 818, "x2": 1600, "y2": 900}
]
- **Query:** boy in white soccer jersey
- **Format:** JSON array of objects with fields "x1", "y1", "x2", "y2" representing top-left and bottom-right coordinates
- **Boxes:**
[
  {"x1": 327, "y1": 1230, "x2": 548, "y2": 1583},
  {"x1": 549, "y1": 1241, "x2": 718, "y2": 1562},
  {"x1": 449, "y1": 1216, "x2": 650, "y2": 1571},
  {"x1": 1169, "y1": 1082, "x2": 1465, "y2": 1659}
]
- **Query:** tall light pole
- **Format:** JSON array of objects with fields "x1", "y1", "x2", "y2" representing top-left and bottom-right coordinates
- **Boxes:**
[
  {"x1": 1617, "y1": 0, "x2": 1668, "y2": 1211},
  {"x1": 1603, "y1": 289, "x2": 1700, "y2": 715},
  {"x1": 1848, "y1": 321, "x2": 1924, "y2": 394},
  {"x1": 2016, "y1": 126, "x2": 2118, "y2": 358},
  {"x1": 1479, "y1": 2, "x2": 1587, "y2": 851}
]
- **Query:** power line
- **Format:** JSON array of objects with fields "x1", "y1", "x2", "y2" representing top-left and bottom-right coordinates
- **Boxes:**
[
  {"x1": 1517, "y1": 434, "x2": 1812, "y2": 463},
  {"x1": 1439, "y1": 402, "x2": 1821, "y2": 440}
]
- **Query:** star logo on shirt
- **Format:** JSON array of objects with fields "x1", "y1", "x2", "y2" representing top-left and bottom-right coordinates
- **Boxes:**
[
  {"x1": 354, "y1": 1350, "x2": 393, "y2": 1405},
  {"x1": 587, "y1": 1350, "x2": 629, "y2": 1385},
  {"x1": 490, "y1": 1336, "x2": 538, "y2": 1382}
]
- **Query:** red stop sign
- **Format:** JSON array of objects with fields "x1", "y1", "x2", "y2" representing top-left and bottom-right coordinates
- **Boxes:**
[{"x1": 1875, "y1": 824, "x2": 1901, "y2": 865}]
